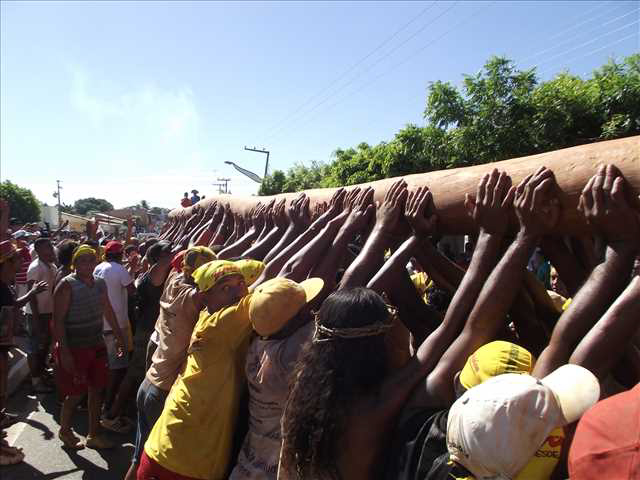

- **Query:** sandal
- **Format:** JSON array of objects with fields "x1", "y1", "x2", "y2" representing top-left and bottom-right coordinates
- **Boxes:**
[
  {"x1": 58, "y1": 429, "x2": 84, "y2": 450},
  {"x1": 0, "y1": 411, "x2": 20, "y2": 429},
  {"x1": 0, "y1": 445, "x2": 25, "y2": 465},
  {"x1": 100, "y1": 416, "x2": 133, "y2": 434},
  {"x1": 85, "y1": 435, "x2": 115, "y2": 450}
]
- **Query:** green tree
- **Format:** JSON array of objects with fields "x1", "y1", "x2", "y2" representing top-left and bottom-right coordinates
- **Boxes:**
[
  {"x1": 74, "y1": 197, "x2": 114, "y2": 215},
  {"x1": 59, "y1": 203, "x2": 75, "y2": 214},
  {"x1": 258, "y1": 54, "x2": 639, "y2": 194},
  {"x1": 0, "y1": 180, "x2": 41, "y2": 224},
  {"x1": 259, "y1": 170, "x2": 286, "y2": 195},
  {"x1": 140, "y1": 200, "x2": 150, "y2": 210}
]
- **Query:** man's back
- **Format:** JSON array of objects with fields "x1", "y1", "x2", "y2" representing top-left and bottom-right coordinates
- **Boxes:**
[
  {"x1": 232, "y1": 323, "x2": 313, "y2": 480},
  {"x1": 94, "y1": 261, "x2": 132, "y2": 330}
]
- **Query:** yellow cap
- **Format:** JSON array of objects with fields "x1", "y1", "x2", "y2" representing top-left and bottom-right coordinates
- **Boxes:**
[
  {"x1": 182, "y1": 246, "x2": 217, "y2": 276},
  {"x1": 71, "y1": 245, "x2": 97, "y2": 267},
  {"x1": 192, "y1": 260, "x2": 242, "y2": 292},
  {"x1": 249, "y1": 277, "x2": 324, "y2": 337},
  {"x1": 235, "y1": 259, "x2": 266, "y2": 286},
  {"x1": 459, "y1": 340, "x2": 533, "y2": 390}
]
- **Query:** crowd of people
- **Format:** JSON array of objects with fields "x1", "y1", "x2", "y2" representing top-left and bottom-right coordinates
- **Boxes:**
[{"x1": 0, "y1": 163, "x2": 639, "y2": 480}]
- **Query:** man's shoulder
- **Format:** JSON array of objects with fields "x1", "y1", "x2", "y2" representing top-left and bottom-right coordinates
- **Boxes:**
[
  {"x1": 27, "y1": 258, "x2": 41, "y2": 272},
  {"x1": 94, "y1": 261, "x2": 110, "y2": 272}
]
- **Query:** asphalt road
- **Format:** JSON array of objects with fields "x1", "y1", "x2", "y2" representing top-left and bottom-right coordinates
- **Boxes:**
[{"x1": 2, "y1": 382, "x2": 136, "y2": 480}]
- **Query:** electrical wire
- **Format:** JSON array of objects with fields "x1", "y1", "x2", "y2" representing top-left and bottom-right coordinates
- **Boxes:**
[
  {"x1": 538, "y1": 31, "x2": 638, "y2": 77},
  {"x1": 258, "y1": 1, "x2": 438, "y2": 141},
  {"x1": 532, "y1": 17, "x2": 639, "y2": 68},
  {"x1": 263, "y1": 1, "x2": 460, "y2": 144},
  {"x1": 268, "y1": 1, "x2": 493, "y2": 143},
  {"x1": 521, "y1": 5, "x2": 638, "y2": 64}
]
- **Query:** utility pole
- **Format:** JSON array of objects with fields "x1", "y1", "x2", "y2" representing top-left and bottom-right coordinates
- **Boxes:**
[
  {"x1": 212, "y1": 178, "x2": 231, "y2": 194},
  {"x1": 244, "y1": 146, "x2": 270, "y2": 178},
  {"x1": 52, "y1": 180, "x2": 62, "y2": 227}
]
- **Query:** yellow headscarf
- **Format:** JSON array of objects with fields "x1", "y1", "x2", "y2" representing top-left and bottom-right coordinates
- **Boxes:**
[
  {"x1": 71, "y1": 245, "x2": 97, "y2": 269},
  {"x1": 182, "y1": 246, "x2": 217, "y2": 277},
  {"x1": 235, "y1": 259, "x2": 266, "y2": 286},
  {"x1": 192, "y1": 260, "x2": 242, "y2": 293}
]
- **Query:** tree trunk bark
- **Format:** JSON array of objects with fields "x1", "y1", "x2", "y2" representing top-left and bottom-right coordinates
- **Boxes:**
[{"x1": 171, "y1": 136, "x2": 639, "y2": 235}]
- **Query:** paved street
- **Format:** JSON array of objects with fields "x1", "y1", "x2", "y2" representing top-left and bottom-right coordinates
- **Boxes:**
[{"x1": 2, "y1": 382, "x2": 135, "y2": 480}]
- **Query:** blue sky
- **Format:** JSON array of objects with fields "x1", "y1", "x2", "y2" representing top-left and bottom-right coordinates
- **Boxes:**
[{"x1": 1, "y1": 1, "x2": 638, "y2": 209}]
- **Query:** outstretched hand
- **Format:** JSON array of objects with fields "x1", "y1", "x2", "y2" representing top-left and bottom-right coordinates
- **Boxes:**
[
  {"x1": 514, "y1": 166, "x2": 560, "y2": 237},
  {"x1": 273, "y1": 199, "x2": 288, "y2": 229},
  {"x1": 578, "y1": 164, "x2": 640, "y2": 245},
  {"x1": 406, "y1": 186, "x2": 438, "y2": 238},
  {"x1": 343, "y1": 187, "x2": 375, "y2": 234},
  {"x1": 252, "y1": 203, "x2": 266, "y2": 232},
  {"x1": 465, "y1": 169, "x2": 515, "y2": 235},
  {"x1": 376, "y1": 179, "x2": 408, "y2": 234},
  {"x1": 288, "y1": 194, "x2": 311, "y2": 229}
]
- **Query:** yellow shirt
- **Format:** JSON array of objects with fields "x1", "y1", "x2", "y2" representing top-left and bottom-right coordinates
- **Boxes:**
[
  {"x1": 515, "y1": 427, "x2": 565, "y2": 480},
  {"x1": 410, "y1": 272, "x2": 433, "y2": 303},
  {"x1": 144, "y1": 294, "x2": 254, "y2": 479}
]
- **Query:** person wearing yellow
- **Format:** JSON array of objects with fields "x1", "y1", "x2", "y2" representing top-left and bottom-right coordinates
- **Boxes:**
[
  {"x1": 139, "y1": 260, "x2": 255, "y2": 480},
  {"x1": 126, "y1": 246, "x2": 218, "y2": 480}
]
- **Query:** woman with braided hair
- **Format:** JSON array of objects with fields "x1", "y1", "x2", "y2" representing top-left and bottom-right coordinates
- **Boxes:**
[{"x1": 280, "y1": 287, "x2": 392, "y2": 480}]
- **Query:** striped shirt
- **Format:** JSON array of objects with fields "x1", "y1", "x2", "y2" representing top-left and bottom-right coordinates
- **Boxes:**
[
  {"x1": 15, "y1": 247, "x2": 31, "y2": 285},
  {"x1": 62, "y1": 274, "x2": 106, "y2": 348}
]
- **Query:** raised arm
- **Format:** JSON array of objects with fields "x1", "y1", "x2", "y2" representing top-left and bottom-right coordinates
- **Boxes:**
[
  {"x1": 412, "y1": 239, "x2": 465, "y2": 295},
  {"x1": 390, "y1": 169, "x2": 516, "y2": 410},
  {"x1": 310, "y1": 188, "x2": 374, "y2": 300},
  {"x1": 533, "y1": 164, "x2": 640, "y2": 378},
  {"x1": 51, "y1": 220, "x2": 70, "y2": 240},
  {"x1": 361, "y1": 170, "x2": 518, "y2": 427},
  {"x1": 569, "y1": 275, "x2": 640, "y2": 382},
  {"x1": 339, "y1": 179, "x2": 408, "y2": 290},
  {"x1": 206, "y1": 204, "x2": 233, "y2": 249},
  {"x1": 189, "y1": 202, "x2": 219, "y2": 247},
  {"x1": 425, "y1": 167, "x2": 558, "y2": 405},
  {"x1": 253, "y1": 189, "x2": 345, "y2": 286},
  {"x1": 262, "y1": 194, "x2": 311, "y2": 265},
  {"x1": 255, "y1": 199, "x2": 276, "y2": 243},
  {"x1": 242, "y1": 199, "x2": 287, "y2": 261},
  {"x1": 217, "y1": 205, "x2": 265, "y2": 259},
  {"x1": 367, "y1": 186, "x2": 441, "y2": 344}
]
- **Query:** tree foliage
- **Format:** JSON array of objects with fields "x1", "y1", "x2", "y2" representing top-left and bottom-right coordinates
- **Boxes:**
[
  {"x1": 259, "y1": 54, "x2": 639, "y2": 194},
  {"x1": 0, "y1": 180, "x2": 41, "y2": 224},
  {"x1": 73, "y1": 197, "x2": 114, "y2": 215}
]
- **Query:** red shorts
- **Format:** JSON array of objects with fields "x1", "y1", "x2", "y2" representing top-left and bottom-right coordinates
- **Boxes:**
[
  {"x1": 137, "y1": 452, "x2": 200, "y2": 480},
  {"x1": 55, "y1": 345, "x2": 108, "y2": 396}
]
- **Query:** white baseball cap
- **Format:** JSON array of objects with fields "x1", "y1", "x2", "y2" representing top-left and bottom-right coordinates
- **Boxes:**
[{"x1": 446, "y1": 364, "x2": 600, "y2": 480}]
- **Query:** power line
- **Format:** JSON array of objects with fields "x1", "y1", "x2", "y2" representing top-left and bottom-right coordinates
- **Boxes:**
[
  {"x1": 521, "y1": 5, "x2": 638, "y2": 64},
  {"x1": 533, "y1": 17, "x2": 639, "y2": 68},
  {"x1": 263, "y1": 1, "x2": 460, "y2": 144},
  {"x1": 538, "y1": 31, "x2": 638, "y2": 78},
  {"x1": 541, "y1": 1, "x2": 616, "y2": 43},
  {"x1": 268, "y1": 1, "x2": 493, "y2": 143},
  {"x1": 258, "y1": 1, "x2": 438, "y2": 141}
]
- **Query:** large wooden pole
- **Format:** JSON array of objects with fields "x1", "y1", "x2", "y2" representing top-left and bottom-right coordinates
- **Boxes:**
[{"x1": 171, "y1": 136, "x2": 639, "y2": 235}]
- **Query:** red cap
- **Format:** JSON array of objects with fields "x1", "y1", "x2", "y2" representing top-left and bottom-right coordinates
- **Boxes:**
[
  {"x1": 569, "y1": 383, "x2": 640, "y2": 479},
  {"x1": 104, "y1": 241, "x2": 124, "y2": 254},
  {"x1": 171, "y1": 250, "x2": 186, "y2": 273}
]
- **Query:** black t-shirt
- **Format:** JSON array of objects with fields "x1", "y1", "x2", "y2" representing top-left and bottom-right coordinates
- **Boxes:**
[
  {"x1": 136, "y1": 271, "x2": 164, "y2": 333},
  {"x1": 0, "y1": 281, "x2": 16, "y2": 350},
  {"x1": 385, "y1": 407, "x2": 473, "y2": 480}
]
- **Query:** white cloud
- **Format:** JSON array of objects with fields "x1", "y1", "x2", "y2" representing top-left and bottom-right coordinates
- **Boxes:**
[{"x1": 69, "y1": 67, "x2": 200, "y2": 147}]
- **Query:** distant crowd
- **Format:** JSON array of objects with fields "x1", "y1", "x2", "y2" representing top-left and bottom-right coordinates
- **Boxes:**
[{"x1": 1, "y1": 163, "x2": 639, "y2": 480}]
